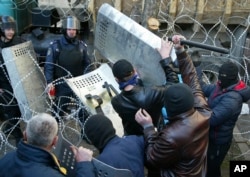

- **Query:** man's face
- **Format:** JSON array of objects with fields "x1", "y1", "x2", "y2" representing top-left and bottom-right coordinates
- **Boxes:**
[
  {"x1": 4, "y1": 28, "x2": 15, "y2": 41},
  {"x1": 66, "y1": 29, "x2": 77, "y2": 38}
]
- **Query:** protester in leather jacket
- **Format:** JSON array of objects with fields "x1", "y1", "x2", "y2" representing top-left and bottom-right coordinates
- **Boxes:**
[
  {"x1": 135, "y1": 35, "x2": 211, "y2": 177},
  {"x1": 111, "y1": 48, "x2": 179, "y2": 135}
]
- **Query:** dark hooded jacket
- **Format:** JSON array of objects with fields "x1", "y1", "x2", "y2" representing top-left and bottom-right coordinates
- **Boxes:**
[
  {"x1": 96, "y1": 135, "x2": 145, "y2": 177},
  {"x1": 143, "y1": 51, "x2": 211, "y2": 177},
  {"x1": 200, "y1": 76, "x2": 250, "y2": 145}
]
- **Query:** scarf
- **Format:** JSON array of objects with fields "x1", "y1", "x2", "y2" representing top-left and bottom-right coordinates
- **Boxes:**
[{"x1": 118, "y1": 74, "x2": 138, "y2": 90}]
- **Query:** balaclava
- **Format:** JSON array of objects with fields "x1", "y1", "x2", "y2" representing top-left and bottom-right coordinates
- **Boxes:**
[
  {"x1": 218, "y1": 62, "x2": 238, "y2": 89},
  {"x1": 84, "y1": 114, "x2": 116, "y2": 152}
]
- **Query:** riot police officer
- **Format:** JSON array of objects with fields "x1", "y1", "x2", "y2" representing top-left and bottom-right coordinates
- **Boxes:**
[{"x1": 44, "y1": 16, "x2": 91, "y2": 118}]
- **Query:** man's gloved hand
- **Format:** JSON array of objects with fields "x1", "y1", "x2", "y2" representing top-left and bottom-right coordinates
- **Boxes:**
[{"x1": 46, "y1": 83, "x2": 55, "y2": 99}]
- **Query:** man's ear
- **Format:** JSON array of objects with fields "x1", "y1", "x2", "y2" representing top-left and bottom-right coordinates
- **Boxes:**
[
  {"x1": 51, "y1": 135, "x2": 58, "y2": 147},
  {"x1": 133, "y1": 69, "x2": 137, "y2": 75}
]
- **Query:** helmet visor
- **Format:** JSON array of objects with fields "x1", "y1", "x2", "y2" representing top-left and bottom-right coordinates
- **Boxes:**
[{"x1": 62, "y1": 17, "x2": 80, "y2": 30}]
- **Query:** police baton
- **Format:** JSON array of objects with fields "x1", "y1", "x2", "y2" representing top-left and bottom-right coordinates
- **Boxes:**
[{"x1": 168, "y1": 37, "x2": 229, "y2": 54}]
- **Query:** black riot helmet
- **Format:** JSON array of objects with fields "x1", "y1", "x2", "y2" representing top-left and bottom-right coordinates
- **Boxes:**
[
  {"x1": 0, "y1": 16, "x2": 16, "y2": 37},
  {"x1": 61, "y1": 16, "x2": 80, "y2": 43}
]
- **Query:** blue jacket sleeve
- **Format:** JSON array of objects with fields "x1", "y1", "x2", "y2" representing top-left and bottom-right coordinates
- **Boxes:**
[
  {"x1": 76, "y1": 161, "x2": 96, "y2": 177},
  {"x1": 209, "y1": 93, "x2": 241, "y2": 127}
]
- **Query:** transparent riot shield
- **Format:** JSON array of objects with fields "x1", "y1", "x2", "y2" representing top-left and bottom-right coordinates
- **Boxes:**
[
  {"x1": 2, "y1": 41, "x2": 50, "y2": 121},
  {"x1": 64, "y1": 63, "x2": 124, "y2": 136},
  {"x1": 94, "y1": 3, "x2": 176, "y2": 86}
]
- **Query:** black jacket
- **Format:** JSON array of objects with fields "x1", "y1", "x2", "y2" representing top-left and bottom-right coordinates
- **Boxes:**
[{"x1": 111, "y1": 60, "x2": 179, "y2": 135}]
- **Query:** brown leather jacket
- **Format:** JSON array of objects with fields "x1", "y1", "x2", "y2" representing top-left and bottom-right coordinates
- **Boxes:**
[{"x1": 144, "y1": 51, "x2": 211, "y2": 177}]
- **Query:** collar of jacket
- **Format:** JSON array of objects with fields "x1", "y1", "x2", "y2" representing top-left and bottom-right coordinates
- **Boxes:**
[
  {"x1": 215, "y1": 80, "x2": 247, "y2": 95},
  {"x1": 17, "y1": 141, "x2": 67, "y2": 175},
  {"x1": 50, "y1": 153, "x2": 67, "y2": 175},
  {"x1": 233, "y1": 80, "x2": 247, "y2": 91},
  {"x1": 167, "y1": 108, "x2": 195, "y2": 121},
  {"x1": 61, "y1": 35, "x2": 78, "y2": 45}
]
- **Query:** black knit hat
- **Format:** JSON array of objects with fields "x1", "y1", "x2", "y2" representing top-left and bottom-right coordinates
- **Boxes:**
[
  {"x1": 218, "y1": 62, "x2": 238, "y2": 88},
  {"x1": 164, "y1": 83, "x2": 194, "y2": 117},
  {"x1": 84, "y1": 114, "x2": 116, "y2": 151},
  {"x1": 112, "y1": 59, "x2": 134, "y2": 81}
]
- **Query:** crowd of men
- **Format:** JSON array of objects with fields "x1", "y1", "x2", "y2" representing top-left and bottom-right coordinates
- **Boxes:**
[{"x1": 0, "y1": 15, "x2": 250, "y2": 177}]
